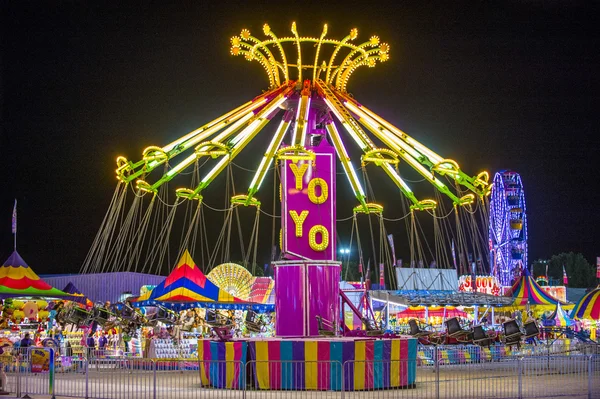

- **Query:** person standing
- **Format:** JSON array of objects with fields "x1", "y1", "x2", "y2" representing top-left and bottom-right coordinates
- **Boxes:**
[
  {"x1": 86, "y1": 334, "x2": 96, "y2": 359},
  {"x1": 98, "y1": 332, "x2": 108, "y2": 356},
  {"x1": 19, "y1": 333, "x2": 33, "y2": 348}
]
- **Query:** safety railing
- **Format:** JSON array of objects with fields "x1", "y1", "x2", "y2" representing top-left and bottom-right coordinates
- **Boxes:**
[{"x1": 1, "y1": 349, "x2": 598, "y2": 398}]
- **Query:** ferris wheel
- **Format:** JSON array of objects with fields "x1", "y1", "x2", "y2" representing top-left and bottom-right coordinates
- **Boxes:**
[{"x1": 489, "y1": 171, "x2": 528, "y2": 286}]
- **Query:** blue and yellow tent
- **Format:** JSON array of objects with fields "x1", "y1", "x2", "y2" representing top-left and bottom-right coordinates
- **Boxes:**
[{"x1": 134, "y1": 250, "x2": 273, "y2": 312}]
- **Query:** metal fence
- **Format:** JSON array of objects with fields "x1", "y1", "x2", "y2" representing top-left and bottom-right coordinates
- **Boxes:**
[{"x1": 1, "y1": 347, "x2": 598, "y2": 398}]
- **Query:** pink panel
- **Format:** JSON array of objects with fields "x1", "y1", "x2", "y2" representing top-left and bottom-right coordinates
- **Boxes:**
[
  {"x1": 307, "y1": 263, "x2": 341, "y2": 336},
  {"x1": 274, "y1": 264, "x2": 305, "y2": 336}
]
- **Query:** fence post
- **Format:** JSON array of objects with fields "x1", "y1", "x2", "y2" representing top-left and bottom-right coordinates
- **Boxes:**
[
  {"x1": 588, "y1": 355, "x2": 593, "y2": 399},
  {"x1": 341, "y1": 361, "x2": 347, "y2": 399},
  {"x1": 16, "y1": 360, "x2": 21, "y2": 398},
  {"x1": 85, "y1": 356, "x2": 89, "y2": 399},
  {"x1": 153, "y1": 359, "x2": 157, "y2": 399},
  {"x1": 434, "y1": 346, "x2": 440, "y2": 399},
  {"x1": 518, "y1": 357, "x2": 523, "y2": 399}
]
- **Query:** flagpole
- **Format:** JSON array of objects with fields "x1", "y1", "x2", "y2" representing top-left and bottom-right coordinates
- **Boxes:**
[{"x1": 12, "y1": 199, "x2": 17, "y2": 251}]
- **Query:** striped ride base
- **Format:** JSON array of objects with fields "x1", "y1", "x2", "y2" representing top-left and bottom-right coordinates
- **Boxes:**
[{"x1": 197, "y1": 337, "x2": 417, "y2": 391}]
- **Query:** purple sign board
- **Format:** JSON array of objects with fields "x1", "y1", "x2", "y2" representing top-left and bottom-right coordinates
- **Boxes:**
[{"x1": 281, "y1": 141, "x2": 336, "y2": 261}]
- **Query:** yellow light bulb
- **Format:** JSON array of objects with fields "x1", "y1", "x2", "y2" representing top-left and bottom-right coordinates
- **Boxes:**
[{"x1": 241, "y1": 29, "x2": 251, "y2": 39}]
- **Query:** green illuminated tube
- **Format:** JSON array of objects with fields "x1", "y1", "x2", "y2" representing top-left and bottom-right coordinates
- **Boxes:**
[
  {"x1": 340, "y1": 94, "x2": 443, "y2": 164},
  {"x1": 355, "y1": 111, "x2": 462, "y2": 204},
  {"x1": 380, "y1": 163, "x2": 421, "y2": 207},
  {"x1": 325, "y1": 123, "x2": 367, "y2": 204},
  {"x1": 347, "y1": 101, "x2": 484, "y2": 195},
  {"x1": 248, "y1": 115, "x2": 292, "y2": 196}
]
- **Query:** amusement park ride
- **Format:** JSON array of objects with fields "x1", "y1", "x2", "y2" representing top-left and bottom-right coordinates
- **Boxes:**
[{"x1": 80, "y1": 23, "x2": 529, "y2": 339}]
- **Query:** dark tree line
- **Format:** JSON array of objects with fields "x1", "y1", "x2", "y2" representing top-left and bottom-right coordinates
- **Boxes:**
[{"x1": 532, "y1": 252, "x2": 598, "y2": 288}]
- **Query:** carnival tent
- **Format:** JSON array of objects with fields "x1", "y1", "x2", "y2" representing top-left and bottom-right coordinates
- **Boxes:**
[
  {"x1": 506, "y1": 268, "x2": 565, "y2": 306},
  {"x1": 570, "y1": 288, "x2": 600, "y2": 320},
  {"x1": 134, "y1": 250, "x2": 274, "y2": 312},
  {"x1": 62, "y1": 282, "x2": 93, "y2": 307},
  {"x1": 0, "y1": 251, "x2": 83, "y2": 301},
  {"x1": 543, "y1": 303, "x2": 574, "y2": 327}
]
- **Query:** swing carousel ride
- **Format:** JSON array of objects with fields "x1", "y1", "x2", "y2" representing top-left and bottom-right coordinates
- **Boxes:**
[{"x1": 79, "y1": 23, "x2": 497, "y2": 339}]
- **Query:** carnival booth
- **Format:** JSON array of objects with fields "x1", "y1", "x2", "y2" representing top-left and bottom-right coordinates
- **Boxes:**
[
  {"x1": 133, "y1": 251, "x2": 274, "y2": 361},
  {"x1": 0, "y1": 251, "x2": 88, "y2": 371}
]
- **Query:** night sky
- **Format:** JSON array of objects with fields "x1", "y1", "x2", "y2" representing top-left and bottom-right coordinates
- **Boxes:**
[{"x1": 2, "y1": 2, "x2": 599, "y2": 275}]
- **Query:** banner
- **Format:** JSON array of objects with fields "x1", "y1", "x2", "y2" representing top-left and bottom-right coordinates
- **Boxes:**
[
  {"x1": 597, "y1": 257, "x2": 600, "y2": 279},
  {"x1": 387, "y1": 234, "x2": 397, "y2": 266},
  {"x1": 31, "y1": 348, "x2": 51, "y2": 373},
  {"x1": 379, "y1": 263, "x2": 385, "y2": 288},
  {"x1": 458, "y1": 275, "x2": 501, "y2": 296},
  {"x1": 562, "y1": 265, "x2": 568, "y2": 285}
]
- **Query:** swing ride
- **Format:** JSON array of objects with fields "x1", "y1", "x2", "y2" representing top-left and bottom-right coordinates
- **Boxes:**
[{"x1": 77, "y1": 22, "x2": 504, "y2": 356}]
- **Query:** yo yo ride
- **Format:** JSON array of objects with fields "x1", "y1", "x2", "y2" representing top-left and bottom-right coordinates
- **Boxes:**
[{"x1": 81, "y1": 23, "x2": 492, "y2": 337}]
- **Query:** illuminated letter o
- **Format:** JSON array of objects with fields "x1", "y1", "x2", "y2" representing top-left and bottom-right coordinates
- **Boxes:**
[
  {"x1": 309, "y1": 225, "x2": 329, "y2": 251},
  {"x1": 308, "y1": 178, "x2": 328, "y2": 204}
]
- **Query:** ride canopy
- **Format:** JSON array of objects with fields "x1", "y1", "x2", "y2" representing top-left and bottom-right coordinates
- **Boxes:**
[{"x1": 0, "y1": 251, "x2": 82, "y2": 301}]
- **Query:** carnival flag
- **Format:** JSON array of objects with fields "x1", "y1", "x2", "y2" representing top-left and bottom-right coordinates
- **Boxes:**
[
  {"x1": 562, "y1": 265, "x2": 568, "y2": 285},
  {"x1": 545, "y1": 263, "x2": 549, "y2": 279},
  {"x1": 379, "y1": 262, "x2": 385, "y2": 289},
  {"x1": 11, "y1": 199, "x2": 17, "y2": 234},
  {"x1": 387, "y1": 234, "x2": 397, "y2": 266},
  {"x1": 596, "y1": 257, "x2": 600, "y2": 279}
]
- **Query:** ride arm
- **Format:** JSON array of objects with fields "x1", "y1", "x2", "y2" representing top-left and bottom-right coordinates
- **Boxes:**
[
  {"x1": 117, "y1": 83, "x2": 292, "y2": 183},
  {"x1": 178, "y1": 87, "x2": 293, "y2": 199},
  {"x1": 338, "y1": 91, "x2": 490, "y2": 197},
  {"x1": 317, "y1": 79, "x2": 432, "y2": 210},
  {"x1": 247, "y1": 110, "x2": 293, "y2": 199}
]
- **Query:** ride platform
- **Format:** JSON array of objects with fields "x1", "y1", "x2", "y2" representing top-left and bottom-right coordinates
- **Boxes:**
[{"x1": 196, "y1": 335, "x2": 417, "y2": 391}]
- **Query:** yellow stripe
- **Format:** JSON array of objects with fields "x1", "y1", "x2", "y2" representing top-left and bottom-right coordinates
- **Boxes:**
[
  {"x1": 0, "y1": 267, "x2": 41, "y2": 280},
  {"x1": 390, "y1": 339, "x2": 400, "y2": 387},
  {"x1": 155, "y1": 288, "x2": 214, "y2": 302},
  {"x1": 225, "y1": 342, "x2": 235, "y2": 388},
  {"x1": 354, "y1": 340, "x2": 366, "y2": 390},
  {"x1": 255, "y1": 341, "x2": 270, "y2": 389},
  {"x1": 197, "y1": 341, "x2": 209, "y2": 386},
  {"x1": 305, "y1": 341, "x2": 318, "y2": 390}
]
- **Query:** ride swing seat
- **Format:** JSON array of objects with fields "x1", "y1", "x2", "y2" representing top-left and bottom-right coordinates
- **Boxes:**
[
  {"x1": 502, "y1": 319, "x2": 524, "y2": 347},
  {"x1": 147, "y1": 307, "x2": 177, "y2": 326},
  {"x1": 315, "y1": 315, "x2": 336, "y2": 336},
  {"x1": 246, "y1": 311, "x2": 263, "y2": 333},
  {"x1": 444, "y1": 317, "x2": 472, "y2": 343},
  {"x1": 362, "y1": 317, "x2": 384, "y2": 337},
  {"x1": 472, "y1": 325, "x2": 497, "y2": 348},
  {"x1": 63, "y1": 306, "x2": 92, "y2": 327},
  {"x1": 523, "y1": 321, "x2": 540, "y2": 342},
  {"x1": 91, "y1": 307, "x2": 115, "y2": 326},
  {"x1": 408, "y1": 319, "x2": 434, "y2": 338}
]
